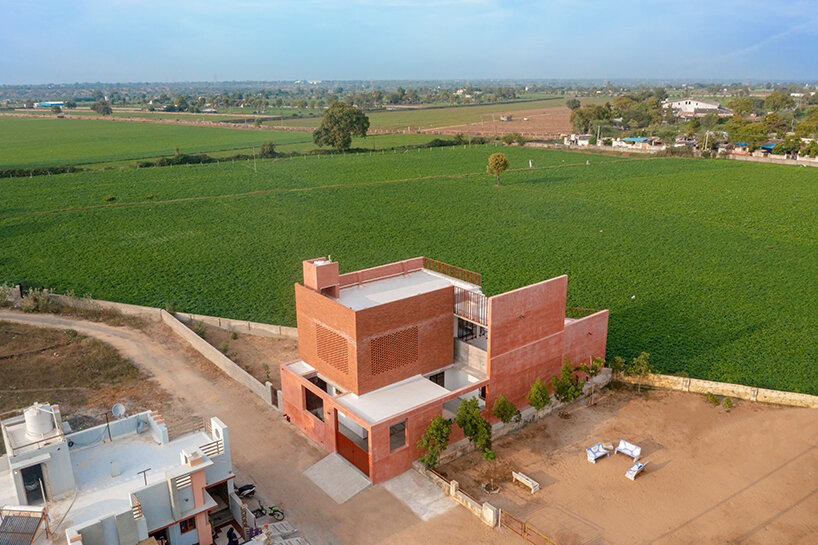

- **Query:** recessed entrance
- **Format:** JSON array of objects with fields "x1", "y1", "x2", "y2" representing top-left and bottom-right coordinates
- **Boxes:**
[
  {"x1": 20, "y1": 464, "x2": 45, "y2": 505},
  {"x1": 335, "y1": 410, "x2": 369, "y2": 477}
]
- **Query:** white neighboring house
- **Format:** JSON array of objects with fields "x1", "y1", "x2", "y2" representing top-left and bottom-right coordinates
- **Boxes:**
[
  {"x1": 662, "y1": 98, "x2": 732, "y2": 119},
  {"x1": 33, "y1": 101, "x2": 65, "y2": 109},
  {"x1": 1, "y1": 403, "x2": 235, "y2": 545},
  {"x1": 564, "y1": 134, "x2": 592, "y2": 146},
  {"x1": 612, "y1": 137, "x2": 666, "y2": 152}
]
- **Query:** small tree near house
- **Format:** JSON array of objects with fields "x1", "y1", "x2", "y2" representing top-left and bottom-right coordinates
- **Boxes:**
[
  {"x1": 625, "y1": 352, "x2": 653, "y2": 393},
  {"x1": 417, "y1": 415, "x2": 452, "y2": 470},
  {"x1": 527, "y1": 377, "x2": 552, "y2": 411},
  {"x1": 491, "y1": 394, "x2": 521, "y2": 424},
  {"x1": 455, "y1": 397, "x2": 495, "y2": 461},
  {"x1": 486, "y1": 152, "x2": 509, "y2": 187},
  {"x1": 551, "y1": 359, "x2": 585, "y2": 404}
]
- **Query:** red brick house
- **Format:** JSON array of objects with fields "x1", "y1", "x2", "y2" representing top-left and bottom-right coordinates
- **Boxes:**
[{"x1": 280, "y1": 257, "x2": 609, "y2": 484}]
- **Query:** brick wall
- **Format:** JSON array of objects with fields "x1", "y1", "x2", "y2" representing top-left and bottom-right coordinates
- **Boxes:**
[
  {"x1": 354, "y1": 286, "x2": 454, "y2": 394},
  {"x1": 294, "y1": 283, "x2": 358, "y2": 393}
]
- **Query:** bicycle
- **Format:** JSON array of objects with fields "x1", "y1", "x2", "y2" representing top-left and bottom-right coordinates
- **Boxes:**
[{"x1": 252, "y1": 501, "x2": 284, "y2": 521}]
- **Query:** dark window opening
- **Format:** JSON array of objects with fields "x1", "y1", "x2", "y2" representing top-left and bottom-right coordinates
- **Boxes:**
[
  {"x1": 308, "y1": 375, "x2": 329, "y2": 393},
  {"x1": 305, "y1": 387, "x2": 324, "y2": 421},
  {"x1": 180, "y1": 517, "x2": 196, "y2": 534},
  {"x1": 428, "y1": 371, "x2": 445, "y2": 388},
  {"x1": 390, "y1": 420, "x2": 406, "y2": 451},
  {"x1": 21, "y1": 464, "x2": 45, "y2": 504},
  {"x1": 479, "y1": 386, "x2": 487, "y2": 401}
]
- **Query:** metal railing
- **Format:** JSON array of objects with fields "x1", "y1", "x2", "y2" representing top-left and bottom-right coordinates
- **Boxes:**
[
  {"x1": 131, "y1": 495, "x2": 143, "y2": 520},
  {"x1": 565, "y1": 307, "x2": 602, "y2": 320},
  {"x1": 166, "y1": 416, "x2": 206, "y2": 441},
  {"x1": 423, "y1": 257, "x2": 482, "y2": 286},
  {"x1": 500, "y1": 510, "x2": 557, "y2": 545},
  {"x1": 454, "y1": 287, "x2": 489, "y2": 326},
  {"x1": 200, "y1": 439, "x2": 224, "y2": 458}
]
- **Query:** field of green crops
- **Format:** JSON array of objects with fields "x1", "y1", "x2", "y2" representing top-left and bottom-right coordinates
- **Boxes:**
[
  {"x1": 0, "y1": 116, "x2": 315, "y2": 168},
  {"x1": 1, "y1": 146, "x2": 816, "y2": 394}
]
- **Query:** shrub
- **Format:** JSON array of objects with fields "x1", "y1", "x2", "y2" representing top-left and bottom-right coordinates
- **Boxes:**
[
  {"x1": 455, "y1": 397, "x2": 494, "y2": 461},
  {"x1": 18, "y1": 288, "x2": 51, "y2": 313},
  {"x1": 260, "y1": 142, "x2": 277, "y2": 158},
  {"x1": 705, "y1": 392, "x2": 719, "y2": 405},
  {"x1": 526, "y1": 378, "x2": 552, "y2": 411},
  {"x1": 723, "y1": 397, "x2": 733, "y2": 409},
  {"x1": 103, "y1": 194, "x2": 116, "y2": 202},
  {"x1": 231, "y1": 331, "x2": 238, "y2": 340},
  {"x1": 491, "y1": 394, "x2": 521, "y2": 424},
  {"x1": 577, "y1": 357, "x2": 605, "y2": 377},
  {"x1": 0, "y1": 282, "x2": 14, "y2": 307},
  {"x1": 417, "y1": 415, "x2": 452, "y2": 469},
  {"x1": 551, "y1": 359, "x2": 585, "y2": 403},
  {"x1": 262, "y1": 363, "x2": 270, "y2": 381},
  {"x1": 164, "y1": 301, "x2": 176, "y2": 313},
  {"x1": 220, "y1": 340, "x2": 229, "y2": 354},
  {"x1": 701, "y1": 150, "x2": 712, "y2": 159},
  {"x1": 193, "y1": 321, "x2": 207, "y2": 338}
]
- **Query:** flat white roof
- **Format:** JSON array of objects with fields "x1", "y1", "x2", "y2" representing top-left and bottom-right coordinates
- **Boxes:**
[
  {"x1": 336, "y1": 270, "x2": 454, "y2": 310},
  {"x1": 61, "y1": 430, "x2": 214, "y2": 529},
  {"x1": 286, "y1": 360, "x2": 315, "y2": 376},
  {"x1": 335, "y1": 375, "x2": 449, "y2": 423}
]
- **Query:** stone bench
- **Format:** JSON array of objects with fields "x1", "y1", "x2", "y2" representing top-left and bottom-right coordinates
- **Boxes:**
[{"x1": 512, "y1": 471, "x2": 540, "y2": 494}]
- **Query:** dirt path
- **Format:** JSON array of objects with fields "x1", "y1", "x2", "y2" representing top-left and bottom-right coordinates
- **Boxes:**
[{"x1": 0, "y1": 311, "x2": 502, "y2": 545}]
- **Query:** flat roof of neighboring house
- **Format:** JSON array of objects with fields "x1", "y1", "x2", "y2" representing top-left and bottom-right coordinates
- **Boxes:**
[
  {"x1": 335, "y1": 375, "x2": 450, "y2": 423},
  {"x1": 59, "y1": 430, "x2": 216, "y2": 531},
  {"x1": 336, "y1": 270, "x2": 454, "y2": 311},
  {"x1": 0, "y1": 419, "x2": 221, "y2": 535}
]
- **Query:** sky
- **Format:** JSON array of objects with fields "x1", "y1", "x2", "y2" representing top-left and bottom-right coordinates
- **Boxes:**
[{"x1": 2, "y1": 0, "x2": 817, "y2": 85}]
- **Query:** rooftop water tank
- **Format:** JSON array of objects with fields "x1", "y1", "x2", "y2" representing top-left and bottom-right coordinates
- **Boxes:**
[{"x1": 24, "y1": 403, "x2": 54, "y2": 439}]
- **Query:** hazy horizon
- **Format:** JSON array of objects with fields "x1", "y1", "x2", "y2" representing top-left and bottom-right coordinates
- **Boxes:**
[{"x1": 2, "y1": 0, "x2": 817, "y2": 85}]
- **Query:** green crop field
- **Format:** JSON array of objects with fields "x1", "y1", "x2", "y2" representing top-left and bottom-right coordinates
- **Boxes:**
[
  {"x1": 1, "y1": 146, "x2": 816, "y2": 394},
  {"x1": 0, "y1": 116, "x2": 314, "y2": 168}
]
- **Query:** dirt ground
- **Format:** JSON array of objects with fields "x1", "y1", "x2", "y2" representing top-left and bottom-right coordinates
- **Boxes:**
[
  {"x1": 440, "y1": 387, "x2": 818, "y2": 544},
  {"x1": 193, "y1": 325, "x2": 299, "y2": 388},
  {"x1": 0, "y1": 320, "x2": 178, "y2": 434},
  {"x1": 425, "y1": 106, "x2": 572, "y2": 137}
]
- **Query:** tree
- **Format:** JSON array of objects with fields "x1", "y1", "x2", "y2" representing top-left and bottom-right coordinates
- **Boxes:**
[
  {"x1": 701, "y1": 112, "x2": 719, "y2": 130},
  {"x1": 486, "y1": 153, "x2": 509, "y2": 187},
  {"x1": 259, "y1": 142, "x2": 276, "y2": 158},
  {"x1": 91, "y1": 99, "x2": 112, "y2": 116},
  {"x1": 64, "y1": 99, "x2": 77, "y2": 109},
  {"x1": 312, "y1": 100, "x2": 370, "y2": 151},
  {"x1": 625, "y1": 352, "x2": 653, "y2": 393},
  {"x1": 526, "y1": 378, "x2": 552, "y2": 411},
  {"x1": 491, "y1": 394, "x2": 521, "y2": 424},
  {"x1": 50, "y1": 105, "x2": 62, "y2": 114},
  {"x1": 417, "y1": 415, "x2": 452, "y2": 469},
  {"x1": 455, "y1": 398, "x2": 495, "y2": 461},
  {"x1": 24, "y1": 99, "x2": 34, "y2": 109},
  {"x1": 551, "y1": 359, "x2": 585, "y2": 403},
  {"x1": 728, "y1": 97, "x2": 754, "y2": 117},
  {"x1": 764, "y1": 91, "x2": 795, "y2": 112},
  {"x1": 566, "y1": 98, "x2": 581, "y2": 110}
]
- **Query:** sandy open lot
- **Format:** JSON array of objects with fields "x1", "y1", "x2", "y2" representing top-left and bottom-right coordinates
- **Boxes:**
[
  {"x1": 424, "y1": 106, "x2": 572, "y2": 138},
  {"x1": 440, "y1": 388, "x2": 818, "y2": 544}
]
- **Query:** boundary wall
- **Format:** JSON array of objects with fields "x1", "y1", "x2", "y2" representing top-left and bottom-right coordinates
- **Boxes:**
[
  {"x1": 411, "y1": 462, "x2": 499, "y2": 527},
  {"x1": 616, "y1": 373, "x2": 818, "y2": 408}
]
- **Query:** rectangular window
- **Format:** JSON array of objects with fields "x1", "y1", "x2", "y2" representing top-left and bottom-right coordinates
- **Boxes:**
[
  {"x1": 305, "y1": 387, "x2": 324, "y2": 422},
  {"x1": 179, "y1": 517, "x2": 196, "y2": 534},
  {"x1": 479, "y1": 386, "x2": 487, "y2": 401},
  {"x1": 390, "y1": 420, "x2": 406, "y2": 451},
  {"x1": 428, "y1": 371, "x2": 445, "y2": 388}
]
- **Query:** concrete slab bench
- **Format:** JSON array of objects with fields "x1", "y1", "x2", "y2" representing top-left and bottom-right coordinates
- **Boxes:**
[{"x1": 512, "y1": 471, "x2": 540, "y2": 494}]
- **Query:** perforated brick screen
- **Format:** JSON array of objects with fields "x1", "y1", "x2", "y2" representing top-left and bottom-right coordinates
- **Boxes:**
[
  {"x1": 316, "y1": 322, "x2": 349, "y2": 373},
  {"x1": 371, "y1": 326, "x2": 419, "y2": 375}
]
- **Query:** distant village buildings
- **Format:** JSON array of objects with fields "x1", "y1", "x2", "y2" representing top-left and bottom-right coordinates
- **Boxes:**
[{"x1": 662, "y1": 98, "x2": 733, "y2": 119}]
